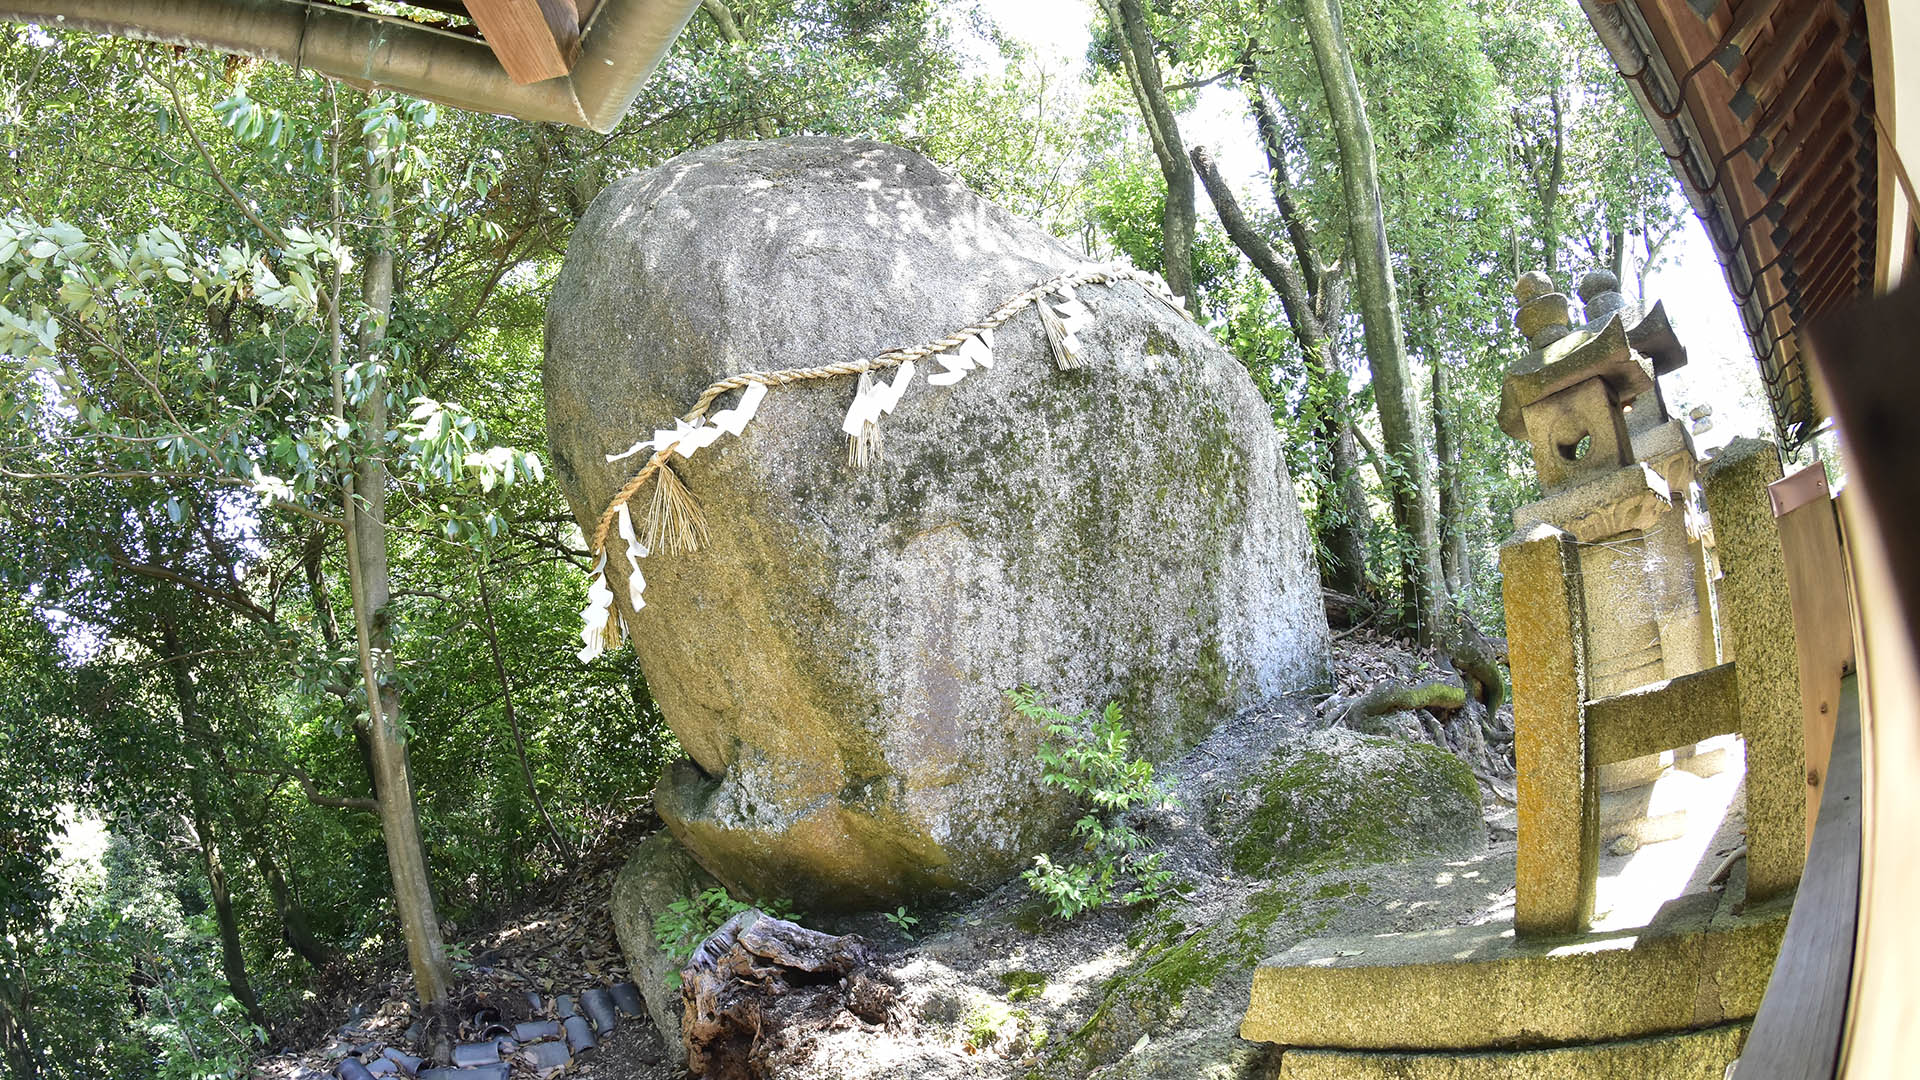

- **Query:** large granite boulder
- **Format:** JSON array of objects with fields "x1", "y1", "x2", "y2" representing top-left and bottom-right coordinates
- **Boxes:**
[{"x1": 544, "y1": 137, "x2": 1329, "y2": 910}]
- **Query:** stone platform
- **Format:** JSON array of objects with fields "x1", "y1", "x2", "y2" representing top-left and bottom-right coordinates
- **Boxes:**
[
  {"x1": 1243, "y1": 854, "x2": 1785, "y2": 1077},
  {"x1": 1272, "y1": 1023, "x2": 1748, "y2": 1079}
]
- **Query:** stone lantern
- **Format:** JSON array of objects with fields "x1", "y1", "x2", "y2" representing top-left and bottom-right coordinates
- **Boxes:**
[{"x1": 1499, "y1": 269, "x2": 1717, "y2": 697}]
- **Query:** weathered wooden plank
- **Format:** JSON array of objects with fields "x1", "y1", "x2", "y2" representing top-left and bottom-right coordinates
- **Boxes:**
[
  {"x1": 1770, "y1": 468, "x2": 1854, "y2": 851},
  {"x1": 465, "y1": 0, "x2": 580, "y2": 84},
  {"x1": 1735, "y1": 674, "x2": 1860, "y2": 1080},
  {"x1": 1586, "y1": 662, "x2": 1740, "y2": 765}
]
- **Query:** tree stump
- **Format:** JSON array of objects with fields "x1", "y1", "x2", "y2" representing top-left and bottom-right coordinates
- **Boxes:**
[{"x1": 680, "y1": 910, "x2": 901, "y2": 1079}]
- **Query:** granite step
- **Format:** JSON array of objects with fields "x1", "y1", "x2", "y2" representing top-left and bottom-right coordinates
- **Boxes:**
[{"x1": 1274, "y1": 1022, "x2": 1748, "y2": 1079}]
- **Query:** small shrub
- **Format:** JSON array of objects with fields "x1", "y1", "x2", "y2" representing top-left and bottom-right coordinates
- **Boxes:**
[
  {"x1": 960, "y1": 995, "x2": 1046, "y2": 1053},
  {"x1": 652, "y1": 887, "x2": 798, "y2": 986},
  {"x1": 1013, "y1": 688, "x2": 1180, "y2": 920},
  {"x1": 881, "y1": 905, "x2": 919, "y2": 937}
]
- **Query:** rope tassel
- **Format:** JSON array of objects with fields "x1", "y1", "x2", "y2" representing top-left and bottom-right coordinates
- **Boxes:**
[
  {"x1": 1038, "y1": 300, "x2": 1082, "y2": 370},
  {"x1": 646, "y1": 459, "x2": 709, "y2": 554},
  {"x1": 844, "y1": 369, "x2": 885, "y2": 467}
]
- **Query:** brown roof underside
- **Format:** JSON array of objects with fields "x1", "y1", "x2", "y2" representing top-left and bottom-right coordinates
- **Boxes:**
[{"x1": 1585, "y1": 0, "x2": 1879, "y2": 448}]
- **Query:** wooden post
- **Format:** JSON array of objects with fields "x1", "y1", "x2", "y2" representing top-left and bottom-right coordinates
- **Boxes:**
[{"x1": 1770, "y1": 465, "x2": 1855, "y2": 851}]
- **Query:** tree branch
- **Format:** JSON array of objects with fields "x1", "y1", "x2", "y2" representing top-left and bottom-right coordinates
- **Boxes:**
[
  {"x1": 1241, "y1": 76, "x2": 1325, "y2": 297},
  {"x1": 237, "y1": 765, "x2": 376, "y2": 813},
  {"x1": 1190, "y1": 144, "x2": 1316, "y2": 344}
]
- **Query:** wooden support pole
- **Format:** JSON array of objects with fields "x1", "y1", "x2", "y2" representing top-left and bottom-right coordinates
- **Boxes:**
[{"x1": 1770, "y1": 465, "x2": 1855, "y2": 852}]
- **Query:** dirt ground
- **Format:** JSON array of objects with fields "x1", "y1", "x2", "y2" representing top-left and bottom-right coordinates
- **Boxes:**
[{"x1": 260, "y1": 635, "x2": 1538, "y2": 1080}]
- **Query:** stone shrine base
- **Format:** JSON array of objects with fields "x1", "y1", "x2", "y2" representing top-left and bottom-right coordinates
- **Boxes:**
[{"x1": 1243, "y1": 748, "x2": 1783, "y2": 1078}]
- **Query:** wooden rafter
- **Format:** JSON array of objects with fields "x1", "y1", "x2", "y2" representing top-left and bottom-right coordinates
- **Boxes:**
[{"x1": 463, "y1": 0, "x2": 581, "y2": 84}]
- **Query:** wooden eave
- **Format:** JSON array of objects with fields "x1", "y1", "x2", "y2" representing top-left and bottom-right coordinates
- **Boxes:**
[
  {"x1": 1581, "y1": 0, "x2": 1880, "y2": 450},
  {"x1": 0, "y1": 0, "x2": 701, "y2": 132}
]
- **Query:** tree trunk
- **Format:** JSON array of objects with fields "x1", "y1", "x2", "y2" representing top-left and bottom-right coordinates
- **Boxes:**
[
  {"x1": 1539, "y1": 82, "x2": 1565, "y2": 276},
  {"x1": 1432, "y1": 360, "x2": 1469, "y2": 599},
  {"x1": 1216, "y1": 78, "x2": 1372, "y2": 585},
  {"x1": 474, "y1": 562, "x2": 572, "y2": 864},
  {"x1": 1297, "y1": 0, "x2": 1448, "y2": 641},
  {"x1": 0, "y1": 966, "x2": 41, "y2": 1080},
  {"x1": 1191, "y1": 143, "x2": 1369, "y2": 594},
  {"x1": 699, "y1": 0, "x2": 777, "y2": 139},
  {"x1": 185, "y1": 785, "x2": 270, "y2": 1034},
  {"x1": 1098, "y1": 0, "x2": 1195, "y2": 306},
  {"x1": 242, "y1": 823, "x2": 335, "y2": 970},
  {"x1": 162, "y1": 646, "x2": 271, "y2": 1034},
  {"x1": 343, "y1": 112, "x2": 455, "y2": 1012},
  {"x1": 197, "y1": 723, "x2": 340, "y2": 971},
  {"x1": 1329, "y1": 424, "x2": 1372, "y2": 593}
]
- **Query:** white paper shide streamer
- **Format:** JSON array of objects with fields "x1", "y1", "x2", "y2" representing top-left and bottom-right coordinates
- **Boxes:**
[
  {"x1": 928, "y1": 328, "x2": 992, "y2": 387},
  {"x1": 604, "y1": 380, "x2": 770, "y2": 465},
  {"x1": 844, "y1": 357, "x2": 919, "y2": 466},
  {"x1": 615, "y1": 502, "x2": 648, "y2": 610},
  {"x1": 577, "y1": 552, "x2": 617, "y2": 663},
  {"x1": 580, "y1": 381, "x2": 771, "y2": 662}
]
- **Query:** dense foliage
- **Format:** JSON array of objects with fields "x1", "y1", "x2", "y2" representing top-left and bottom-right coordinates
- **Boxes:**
[{"x1": 0, "y1": 0, "x2": 1686, "y2": 1073}]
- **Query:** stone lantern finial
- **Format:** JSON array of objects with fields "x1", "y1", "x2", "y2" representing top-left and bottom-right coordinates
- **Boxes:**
[
  {"x1": 1578, "y1": 269, "x2": 1632, "y2": 330},
  {"x1": 1513, "y1": 273, "x2": 1578, "y2": 350}
]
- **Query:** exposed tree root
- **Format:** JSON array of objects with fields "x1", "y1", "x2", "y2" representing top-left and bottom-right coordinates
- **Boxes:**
[
  {"x1": 1439, "y1": 619, "x2": 1506, "y2": 714},
  {"x1": 1320, "y1": 680, "x2": 1467, "y2": 730},
  {"x1": 681, "y1": 910, "x2": 902, "y2": 1080}
]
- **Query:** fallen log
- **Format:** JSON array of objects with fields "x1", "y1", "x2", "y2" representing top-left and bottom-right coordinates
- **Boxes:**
[{"x1": 681, "y1": 909, "x2": 900, "y2": 1080}]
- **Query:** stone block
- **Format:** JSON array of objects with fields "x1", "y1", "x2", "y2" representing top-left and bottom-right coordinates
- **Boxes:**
[
  {"x1": 1500, "y1": 527, "x2": 1595, "y2": 936},
  {"x1": 1586, "y1": 663, "x2": 1739, "y2": 766},
  {"x1": 1575, "y1": 536, "x2": 1666, "y2": 699},
  {"x1": 1498, "y1": 317, "x2": 1653, "y2": 438},
  {"x1": 1702, "y1": 438, "x2": 1803, "y2": 902},
  {"x1": 1516, "y1": 292, "x2": 1578, "y2": 348},
  {"x1": 1274, "y1": 1022, "x2": 1747, "y2": 1079},
  {"x1": 1674, "y1": 736, "x2": 1737, "y2": 778},
  {"x1": 1510, "y1": 462, "x2": 1670, "y2": 542},
  {"x1": 1241, "y1": 890, "x2": 1787, "y2": 1050},
  {"x1": 609, "y1": 832, "x2": 722, "y2": 1065},
  {"x1": 1628, "y1": 418, "x2": 1697, "y2": 486},
  {"x1": 1656, "y1": 610, "x2": 1712, "y2": 680},
  {"x1": 1598, "y1": 771, "x2": 1702, "y2": 846},
  {"x1": 1514, "y1": 270, "x2": 1553, "y2": 303},
  {"x1": 1596, "y1": 753, "x2": 1668, "y2": 793},
  {"x1": 1521, "y1": 378, "x2": 1634, "y2": 492}
]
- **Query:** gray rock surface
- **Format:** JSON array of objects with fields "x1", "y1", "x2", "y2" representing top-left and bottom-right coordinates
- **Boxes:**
[
  {"x1": 1212, "y1": 728, "x2": 1486, "y2": 878},
  {"x1": 545, "y1": 137, "x2": 1329, "y2": 910},
  {"x1": 609, "y1": 832, "x2": 719, "y2": 1066}
]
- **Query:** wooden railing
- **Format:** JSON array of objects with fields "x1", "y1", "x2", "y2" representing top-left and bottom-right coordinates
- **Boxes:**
[{"x1": 1734, "y1": 672, "x2": 1860, "y2": 1079}]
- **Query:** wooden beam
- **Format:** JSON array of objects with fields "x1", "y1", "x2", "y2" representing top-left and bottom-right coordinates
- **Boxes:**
[
  {"x1": 1771, "y1": 466, "x2": 1855, "y2": 852},
  {"x1": 464, "y1": 0, "x2": 580, "y2": 84}
]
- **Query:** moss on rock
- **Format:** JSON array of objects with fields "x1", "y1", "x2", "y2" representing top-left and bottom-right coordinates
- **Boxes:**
[{"x1": 1219, "y1": 729, "x2": 1484, "y2": 877}]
